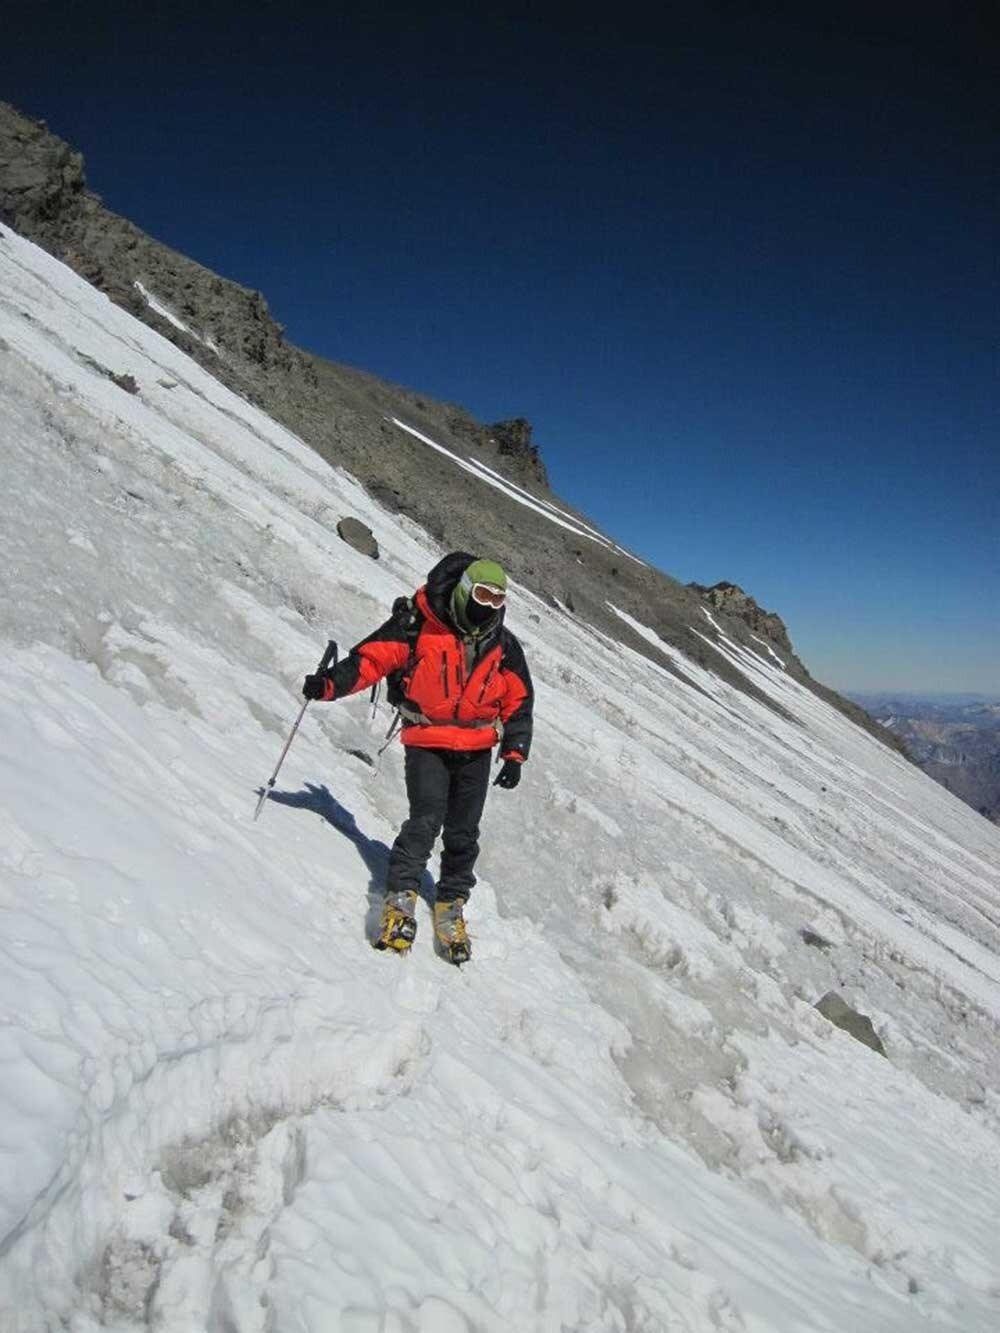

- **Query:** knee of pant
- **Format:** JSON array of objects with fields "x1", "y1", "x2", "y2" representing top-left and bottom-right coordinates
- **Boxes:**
[
  {"x1": 404, "y1": 813, "x2": 442, "y2": 845},
  {"x1": 443, "y1": 825, "x2": 479, "y2": 851}
]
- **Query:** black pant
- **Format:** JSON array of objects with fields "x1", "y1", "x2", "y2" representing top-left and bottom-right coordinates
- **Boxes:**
[{"x1": 386, "y1": 747, "x2": 492, "y2": 902}]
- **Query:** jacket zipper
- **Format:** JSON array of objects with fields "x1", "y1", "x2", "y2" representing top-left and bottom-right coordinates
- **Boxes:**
[
  {"x1": 440, "y1": 655, "x2": 449, "y2": 698},
  {"x1": 477, "y1": 659, "x2": 498, "y2": 703}
]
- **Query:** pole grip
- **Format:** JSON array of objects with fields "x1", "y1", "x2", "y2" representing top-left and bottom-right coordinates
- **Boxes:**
[{"x1": 318, "y1": 638, "x2": 338, "y2": 673}]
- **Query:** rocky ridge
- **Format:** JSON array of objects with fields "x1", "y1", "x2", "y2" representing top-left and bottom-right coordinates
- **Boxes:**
[
  {"x1": 0, "y1": 100, "x2": 903, "y2": 752},
  {"x1": 688, "y1": 582, "x2": 793, "y2": 654}
]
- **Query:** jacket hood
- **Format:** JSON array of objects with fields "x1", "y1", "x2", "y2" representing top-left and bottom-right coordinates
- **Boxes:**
[
  {"x1": 423, "y1": 550, "x2": 506, "y2": 637},
  {"x1": 424, "y1": 551, "x2": 476, "y2": 624}
]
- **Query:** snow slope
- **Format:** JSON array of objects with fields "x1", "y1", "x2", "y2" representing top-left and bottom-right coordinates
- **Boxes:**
[{"x1": 1, "y1": 225, "x2": 999, "y2": 1332}]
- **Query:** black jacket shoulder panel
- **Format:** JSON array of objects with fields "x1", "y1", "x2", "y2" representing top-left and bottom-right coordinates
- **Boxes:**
[
  {"x1": 497, "y1": 626, "x2": 533, "y2": 759},
  {"x1": 498, "y1": 626, "x2": 528, "y2": 671}
]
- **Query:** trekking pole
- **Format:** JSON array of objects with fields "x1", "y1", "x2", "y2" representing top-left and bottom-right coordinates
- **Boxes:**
[{"x1": 253, "y1": 638, "x2": 338, "y2": 821}]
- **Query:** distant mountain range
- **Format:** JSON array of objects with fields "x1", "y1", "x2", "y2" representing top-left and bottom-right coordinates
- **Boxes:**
[{"x1": 849, "y1": 694, "x2": 1000, "y2": 823}]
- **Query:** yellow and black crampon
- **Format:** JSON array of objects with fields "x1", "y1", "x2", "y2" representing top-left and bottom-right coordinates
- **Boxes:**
[
  {"x1": 433, "y1": 898, "x2": 471, "y2": 965},
  {"x1": 374, "y1": 890, "x2": 418, "y2": 952}
]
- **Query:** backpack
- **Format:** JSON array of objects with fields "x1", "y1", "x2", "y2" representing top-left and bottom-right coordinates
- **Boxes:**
[{"x1": 379, "y1": 595, "x2": 424, "y2": 709}]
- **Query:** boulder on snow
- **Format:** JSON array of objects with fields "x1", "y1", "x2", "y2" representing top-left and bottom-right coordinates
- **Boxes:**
[
  {"x1": 337, "y1": 516, "x2": 379, "y2": 560},
  {"x1": 110, "y1": 371, "x2": 139, "y2": 395},
  {"x1": 814, "y1": 991, "x2": 886, "y2": 1057}
]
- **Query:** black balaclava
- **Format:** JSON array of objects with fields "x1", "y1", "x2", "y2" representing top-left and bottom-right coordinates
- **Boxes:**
[{"x1": 465, "y1": 596, "x2": 495, "y2": 629}]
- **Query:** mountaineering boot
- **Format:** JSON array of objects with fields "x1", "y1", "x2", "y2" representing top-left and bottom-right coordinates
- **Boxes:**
[
  {"x1": 375, "y1": 890, "x2": 418, "y2": 952},
  {"x1": 433, "y1": 897, "x2": 471, "y2": 964}
]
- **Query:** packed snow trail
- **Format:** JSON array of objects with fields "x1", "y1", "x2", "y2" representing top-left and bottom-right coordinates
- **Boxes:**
[{"x1": 1, "y1": 226, "x2": 999, "y2": 1330}]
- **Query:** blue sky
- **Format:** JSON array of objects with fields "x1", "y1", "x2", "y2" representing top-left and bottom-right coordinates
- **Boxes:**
[{"x1": 3, "y1": 4, "x2": 996, "y2": 692}]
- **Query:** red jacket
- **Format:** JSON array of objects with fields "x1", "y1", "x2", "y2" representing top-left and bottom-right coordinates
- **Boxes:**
[{"x1": 321, "y1": 553, "x2": 533, "y2": 761}]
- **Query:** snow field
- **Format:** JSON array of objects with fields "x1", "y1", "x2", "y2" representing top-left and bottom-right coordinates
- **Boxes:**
[{"x1": 2, "y1": 225, "x2": 1000, "y2": 1330}]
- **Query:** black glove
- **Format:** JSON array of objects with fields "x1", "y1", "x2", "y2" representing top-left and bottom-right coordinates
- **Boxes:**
[
  {"x1": 302, "y1": 671, "x2": 334, "y2": 701},
  {"x1": 493, "y1": 759, "x2": 522, "y2": 789}
]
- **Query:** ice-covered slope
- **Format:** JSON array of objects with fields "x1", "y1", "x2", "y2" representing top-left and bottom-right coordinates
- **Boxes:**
[{"x1": 1, "y1": 226, "x2": 999, "y2": 1332}]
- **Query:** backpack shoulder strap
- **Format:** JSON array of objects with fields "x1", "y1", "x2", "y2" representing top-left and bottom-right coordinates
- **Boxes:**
[
  {"x1": 371, "y1": 595, "x2": 424, "y2": 709},
  {"x1": 392, "y1": 594, "x2": 424, "y2": 653},
  {"x1": 373, "y1": 594, "x2": 426, "y2": 751}
]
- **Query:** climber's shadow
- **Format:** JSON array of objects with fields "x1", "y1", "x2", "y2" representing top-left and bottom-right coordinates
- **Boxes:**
[{"x1": 265, "y1": 782, "x2": 434, "y2": 940}]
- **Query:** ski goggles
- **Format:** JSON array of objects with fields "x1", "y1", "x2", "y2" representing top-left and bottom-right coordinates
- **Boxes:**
[{"x1": 470, "y1": 582, "x2": 506, "y2": 609}]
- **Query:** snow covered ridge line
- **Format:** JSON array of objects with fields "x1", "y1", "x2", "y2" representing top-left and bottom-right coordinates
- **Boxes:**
[
  {"x1": 389, "y1": 416, "x2": 646, "y2": 565},
  {"x1": 133, "y1": 280, "x2": 220, "y2": 355}
]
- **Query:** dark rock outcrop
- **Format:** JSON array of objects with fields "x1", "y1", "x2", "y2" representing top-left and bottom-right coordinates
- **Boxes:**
[
  {"x1": 815, "y1": 991, "x2": 887, "y2": 1057},
  {"x1": 488, "y1": 418, "x2": 548, "y2": 490},
  {"x1": 0, "y1": 104, "x2": 295, "y2": 392},
  {"x1": 689, "y1": 582, "x2": 793, "y2": 654},
  {"x1": 0, "y1": 108, "x2": 85, "y2": 231}
]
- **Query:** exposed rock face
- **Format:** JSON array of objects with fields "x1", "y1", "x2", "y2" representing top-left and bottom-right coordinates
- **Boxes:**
[
  {"x1": 0, "y1": 104, "x2": 296, "y2": 395},
  {"x1": 689, "y1": 582, "x2": 793, "y2": 654},
  {"x1": 0, "y1": 108, "x2": 85, "y2": 231},
  {"x1": 437, "y1": 412, "x2": 548, "y2": 491},
  {"x1": 488, "y1": 418, "x2": 548, "y2": 489},
  {"x1": 0, "y1": 99, "x2": 909, "y2": 756},
  {"x1": 815, "y1": 991, "x2": 887, "y2": 1057}
]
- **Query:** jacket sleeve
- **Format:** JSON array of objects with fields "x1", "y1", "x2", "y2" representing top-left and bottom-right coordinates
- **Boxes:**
[
  {"x1": 498, "y1": 632, "x2": 533, "y2": 761},
  {"x1": 324, "y1": 616, "x2": 410, "y2": 699}
]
